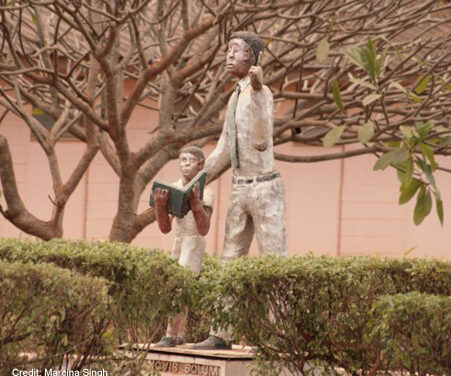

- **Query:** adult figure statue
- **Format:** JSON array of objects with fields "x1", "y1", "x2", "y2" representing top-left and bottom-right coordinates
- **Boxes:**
[{"x1": 193, "y1": 31, "x2": 288, "y2": 350}]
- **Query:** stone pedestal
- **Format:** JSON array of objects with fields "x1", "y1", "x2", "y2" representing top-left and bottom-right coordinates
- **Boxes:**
[{"x1": 131, "y1": 343, "x2": 256, "y2": 376}]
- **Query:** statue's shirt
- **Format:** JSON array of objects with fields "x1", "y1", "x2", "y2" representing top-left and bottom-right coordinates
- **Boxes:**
[
  {"x1": 205, "y1": 76, "x2": 275, "y2": 177},
  {"x1": 172, "y1": 178, "x2": 215, "y2": 238},
  {"x1": 167, "y1": 179, "x2": 214, "y2": 276}
]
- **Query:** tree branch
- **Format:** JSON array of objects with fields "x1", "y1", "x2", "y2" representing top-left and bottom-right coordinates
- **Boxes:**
[
  {"x1": 274, "y1": 145, "x2": 382, "y2": 163},
  {"x1": 0, "y1": 135, "x2": 60, "y2": 239},
  {"x1": 121, "y1": 2, "x2": 231, "y2": 128}
]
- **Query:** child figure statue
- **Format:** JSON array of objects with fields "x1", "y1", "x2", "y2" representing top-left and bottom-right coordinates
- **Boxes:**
[{"x1": 153, "y1": 146, "x2": 214, "y2": 347}]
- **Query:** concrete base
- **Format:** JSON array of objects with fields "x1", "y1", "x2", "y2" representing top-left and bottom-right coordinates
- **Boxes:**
[
  {"x1": 123, "y1": 343, "x2": 336, "y2": 375},
  {"x1": 129, "y1": 343, "x2": 256, "y2": 376}
]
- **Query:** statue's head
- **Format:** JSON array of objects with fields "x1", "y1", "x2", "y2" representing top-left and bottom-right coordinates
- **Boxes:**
[
  {"x1": 226, "y1": 31, "x2": 264, "y2": 78},
  {"x1": 178, "y1": 146, "x2": 205, "y2": 181}
]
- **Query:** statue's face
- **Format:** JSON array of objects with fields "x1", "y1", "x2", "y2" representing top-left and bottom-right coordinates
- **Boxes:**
[
  {"x1": 226, "y1": 38, "x2": 254, "y2": 78},
  {"x1": 179, "y1": 152, "x2": 203, "y2": 182}
]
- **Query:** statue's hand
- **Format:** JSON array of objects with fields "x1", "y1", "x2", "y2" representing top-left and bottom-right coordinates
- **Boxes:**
[
  {"x1": 189, "y1": 183, "x2": 202, "y2": 211},
  {"x1": 249, "y1": 65, "x2": 263, "y2": 91},
  {"x1": 154, "y1": 188, "x2": 169, "y2": 209}
]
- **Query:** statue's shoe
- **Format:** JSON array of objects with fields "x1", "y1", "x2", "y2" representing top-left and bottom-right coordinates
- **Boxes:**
[
  {"x1": 191, "y1": 335, "x2": 232, "y2": 350},
  {"x1": 154, "y1": 336, "x2": 184, "y2": 347}
]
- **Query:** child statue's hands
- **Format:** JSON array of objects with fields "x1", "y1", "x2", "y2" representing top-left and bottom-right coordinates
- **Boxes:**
[
  {"x1": 189, "y1": 183, "x2": 202, "y2": 211},
  {"x1": 154, "y1": 188, "x2": 170, "y2": 209}
]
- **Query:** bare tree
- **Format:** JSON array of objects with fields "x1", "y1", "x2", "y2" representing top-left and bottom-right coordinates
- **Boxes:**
[{"x1": 0, "y1": 0, "x2": 449, "y2": 242}]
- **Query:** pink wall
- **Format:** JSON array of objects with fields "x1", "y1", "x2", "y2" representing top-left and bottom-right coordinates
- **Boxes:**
[{"x1": 1, "y1": 112, "x2": 450, "y2": 259}]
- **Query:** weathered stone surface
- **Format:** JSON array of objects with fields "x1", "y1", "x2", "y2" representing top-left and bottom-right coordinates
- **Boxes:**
[
  {"x1": 133, "y1": 344, "x2": 255, "y2": 376},
  {"x1": 125, "y1": 344, "x2": 338, "y2": 375}
]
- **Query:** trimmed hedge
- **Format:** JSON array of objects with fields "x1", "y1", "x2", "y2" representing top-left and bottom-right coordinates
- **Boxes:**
[
  {"x1": 198, "y1": 255, "x2": 451, "y2": 375},
  {"x1": 371, "y1": 292, "x2": 450, "y2": 375},
  {"x1": 0, "y1": 261, "x2": 111, "y2": 373},
  {"x1": 0, "y1": 238, "x2": 196, "y2": 344},
  {"x1": 1, "y1": 239, "x2": 449, "y2": 375},
  {"x1": 185, "y1": 254, "x2": 221, "y2": 343}
]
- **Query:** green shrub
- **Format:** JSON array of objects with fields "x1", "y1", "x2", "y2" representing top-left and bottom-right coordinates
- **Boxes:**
[
  {"x1": 2, "y1": 239, "x2": 449, "y2": 375},
  {"x1": 0, "y1": 238, "x2": 196, "y2": 344},
  {"x1": 0, "y1": 261, "x2": 111, "y2": 374},
  {"x1": 185, "y1": 254, "x2": 221, "y2": 343},
  {"x1": 371, "y1": 292, "x2": 451, "y2": 375},
  {"x1": 199, "y1": 255, "x2": 450, "y2": 375}
]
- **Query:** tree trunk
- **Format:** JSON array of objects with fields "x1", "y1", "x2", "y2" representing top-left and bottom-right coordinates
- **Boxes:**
[{"x1": 109, "y1": 167, "x2": 138, "y2": 242}]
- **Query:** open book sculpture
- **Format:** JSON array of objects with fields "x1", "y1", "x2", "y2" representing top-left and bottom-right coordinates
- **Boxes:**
[{"x1": 149, "y1": 170, "x2": 207, "y2": 218}]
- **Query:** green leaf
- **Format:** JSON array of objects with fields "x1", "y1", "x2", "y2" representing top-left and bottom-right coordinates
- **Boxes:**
[
  {"x1": 390, "y1": 81, "x2": 408, "y2": 94},
  {"x1": 392, "y1": 147, "x2": 409, "y2": 164},
  {"x1": 349, "y1": 77, "x2": 377, "y2": 90},
  {"x1": 436, "y1": 197, "x2": 444, "y2": 226},
  {"x1": 397, "y1": 167, "x2": 406, "y2": 184},
  {"x1": 373, "y1": 150, "x2": 397, "y2": 171},
  {"x1": 413, "y1": 187, "x2": 432, "y2": 225},
  {"x1": 385, "y1": 140, "x2": 401, "y2": 148},
  {"x1": 409, "y1": 92, "x2": 421, "y2": 103},
  {"x1": 362, "y1": 94, "x2": 381, "y2": 106},
  {"x1": 358, "y1": 121, "x2": 375, "y2": 143},
  {"x1": 402, "y1": 246, "x2": 417, "y2": 257},
  {"x1": 365, "y1": 38, "x2": 377, "y2": 78},
  {"x1": 316, "y1": 38, "x2": 330, "y2": 63},
  {"x1": 374, "y1": 148, "x2": 408, "y2": 171},
  {"x1": 400, "y1": 126, "x2": 414, "y2": 141},
  {"x1": 416, "y1": 121, "x2": 434, "y2": 140},
  {"x1": 417, "y1": 158, "x2": 437, "y2": 192},
  {"x1": 439, "y1": 136, "x2": 451, "y2": 147},
  {"x1": 359, "y1": 39, "x2": 377, "y2": 79},
  {"x1": 376, "y1": 45, "x2": 389, "y2": 76},
  {"x1": 32, "y1": 107, "x2": 44, "y2": 116},
  {"x1": 399, "y1": 180, "x2": 421, "y2": 205},
  {"x1": 405, "y1": 157, "x2": 414, "y2": 186},
  {"x1": 343, "y1": 47, "x2": 364, "y2": 69},
  {"x1": 415, "y1": 75, "x2": 430, "y2": 95},
  {"x1": 419, "y1": 143, "x2": 436, "y2": 170},
  {"x1": 322, "y1": 125, "x2": 346, "y2": 147},
  {"x1": 331, "y1": 80, "x2": 344, "y2": 112},
  {"x1": 395, "y1": 158, "x2": 413, "y2": 186},
  {"x1": 367, "y1": 39, "x2": 377, "y2": 60}
]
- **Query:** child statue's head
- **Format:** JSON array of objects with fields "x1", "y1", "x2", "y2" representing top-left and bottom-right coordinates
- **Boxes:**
[{"x1": 178, "y1": 146, "x2": 205, "y2": 182}]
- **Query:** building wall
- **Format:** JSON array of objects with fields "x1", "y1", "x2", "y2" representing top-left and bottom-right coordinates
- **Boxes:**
[{"x1": 1, "y1": 113, "x2": 450, "y2": 259}]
